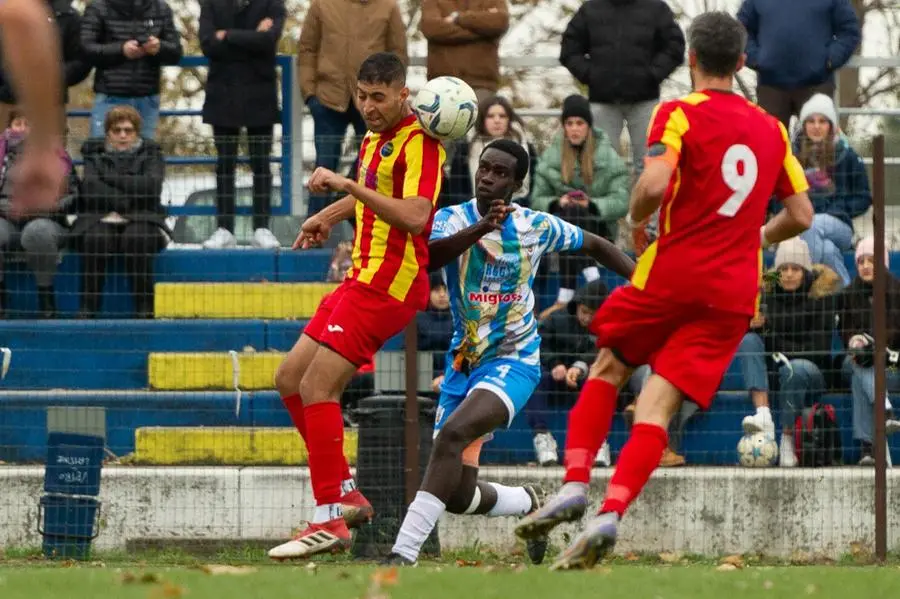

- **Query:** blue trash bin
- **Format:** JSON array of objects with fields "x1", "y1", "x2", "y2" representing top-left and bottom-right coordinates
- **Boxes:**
[
  {"x1": 39, "y1": 494, "x2": 102, "y2": 559},
  {"x1": 39, "y1": 433, "x2": 104, "y2": 559}
]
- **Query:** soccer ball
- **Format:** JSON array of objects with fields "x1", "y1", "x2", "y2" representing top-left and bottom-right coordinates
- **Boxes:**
[
  {"x1": 737, "y1": 432, "x2": 778, "y2": 467},
  {"x1": 413, "y1": 76, "x2": 479, "y2": 141}
]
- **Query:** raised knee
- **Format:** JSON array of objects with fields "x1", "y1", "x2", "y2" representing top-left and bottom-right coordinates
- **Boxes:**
[
  {"x1": 20, "y1": 221, "x2": 58, "y2": 253},
  {"x1": 588, "y1": 349, "x2": 629, "y2": 386},
  {"x1": 433, "y1": 426, "x2": 467, "y2": 459}
]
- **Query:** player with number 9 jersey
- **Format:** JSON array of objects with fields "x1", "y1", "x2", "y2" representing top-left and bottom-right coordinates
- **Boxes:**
[
  {"x1": 591, "y1": 90, "x2": 809, "y2": 409},
  {"x1": 631, "y1": 91, "x2": 809, "y2": 316}
]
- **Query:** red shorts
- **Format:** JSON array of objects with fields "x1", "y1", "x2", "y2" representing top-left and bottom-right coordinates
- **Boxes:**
[
  {"x1": 591, "y1": 285, "x2": 750, "y2": 409},
  {"x1": 303, "y1": 279, "x2": 417, "y2": 367}
]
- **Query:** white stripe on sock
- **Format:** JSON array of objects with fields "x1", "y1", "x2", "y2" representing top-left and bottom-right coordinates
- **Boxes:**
[
  {"x1": 463, "y1": 486, "x2": 482, "y2": 515},
  {"x1": 485, "y1": 483, "x2": 532, "y2": 517},
  {"x1": 391, "y1": 491, "x2": 446, "y2": 562}
]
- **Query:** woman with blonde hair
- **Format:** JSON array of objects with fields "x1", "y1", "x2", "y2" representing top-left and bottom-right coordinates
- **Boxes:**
[{"x1": 532, "y1": 94, "x2": 629, "y2": 307}]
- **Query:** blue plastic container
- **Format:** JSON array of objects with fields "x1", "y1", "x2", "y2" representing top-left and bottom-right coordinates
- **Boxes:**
[
  {"x1": 44, "y1": 433, "x2": 104, "y2": 496},
  {"x1": 39, "y1": 494, "x2": 101, "y2": 559}
]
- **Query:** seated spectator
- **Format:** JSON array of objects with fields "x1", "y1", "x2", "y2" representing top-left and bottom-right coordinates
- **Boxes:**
[
  {"x1": 442, "y1": 96, "x2": 535, "y2": 208},
  {"x1": 793, "y1": 94, "x2": 871, "y2": 286},
  {"x1": 738, "y1": 237, "x2": 842, "y2": 467},
  {"x1": 71, "y1": 106, "x2": 169, "y2": 318},
  {"x1": 624, "y1": 365, "x2": 696, "y2": 467},
  {"x1": 838, "y1": 236, "x2": 900, "y2": 465},
  {"x1": 524, "y1": 280, "x2": 611, "y2": 466},
  {"x1": 199, "y1": 0, "x2": 285, "y2": 250},
  {"x1": 531, "y1": 94, "x2": 629, "y2": 309},
  {"x1": 418, "y1": 273, "x2": 453, "y2": 396},
  {"x1": 0, "y1": 111, "x2": 73, "y2": 318}
]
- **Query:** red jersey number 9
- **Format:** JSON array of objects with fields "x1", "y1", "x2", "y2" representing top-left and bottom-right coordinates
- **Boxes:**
[{"x1": 717, "y1": 144, "x2": 759, "y2": 218}]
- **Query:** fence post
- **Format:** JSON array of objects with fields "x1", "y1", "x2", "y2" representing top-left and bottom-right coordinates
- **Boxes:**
[
  {"x1": 403, "y1": 320, "x2": 420, "y2": 505},
  {"x1": 872, "y1": 134, "x2": 887, "y2": 562}
]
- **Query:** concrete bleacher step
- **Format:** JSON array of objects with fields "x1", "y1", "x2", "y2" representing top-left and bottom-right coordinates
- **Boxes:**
[
  {"x1": 154, "y1": 282, "x2": 338, "y2": 319},
  {"x1": 148, "y1": 351, "x2": 285, "y2": 390},
  {"x1": 132, "y1": 426, "x2": 358, "y2": 466}
]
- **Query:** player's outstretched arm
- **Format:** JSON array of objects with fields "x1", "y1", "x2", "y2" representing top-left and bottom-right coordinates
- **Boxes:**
[
  {"x1": 427, "y1": 199, "x2": 512, "y2": 271},
  {"x1": 345, "y1": 178, "x2": 433, "y2": 235},
  {"x1": 761, "y1": 192, "x2": 814, "y2": 248},
  {"x1": 0, "y1": 0, "x2": 64, "y2": 149},
  {"x1": 578, "y1": 231, "x2": 636, "y2": 280}
]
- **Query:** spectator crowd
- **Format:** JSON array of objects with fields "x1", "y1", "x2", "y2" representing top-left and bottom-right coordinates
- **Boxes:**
[{"x1": 0, "y1": 0, "x2": 895, "y2": 467}]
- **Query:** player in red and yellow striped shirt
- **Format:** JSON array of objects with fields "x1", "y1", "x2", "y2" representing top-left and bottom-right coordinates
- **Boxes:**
[{"x1": 269, "y1": 52, "x2": 446, "y2": 560}]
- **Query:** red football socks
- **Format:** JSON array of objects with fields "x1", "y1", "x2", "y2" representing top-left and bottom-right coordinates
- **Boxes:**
[
  {"x1": 283, "y1": 394, "x2": 352, "y2": 483},
  {"x1": 600, "y1": 423, "x2": 668, "y2": 517},
  {"x1": 303, "y1": 402, "x2": 347, "y2": 505},
  {"x1": 563, "y1": 378, "x2": 618, "y2": 484}
]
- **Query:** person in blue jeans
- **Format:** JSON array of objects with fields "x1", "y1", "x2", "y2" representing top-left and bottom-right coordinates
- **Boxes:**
[
  {"x1": 791, "y1": 93, "x2": 871, "y2": 286},
  {"x1": 837, "y1": 236, "x2": 900, "y2": 465},
  {"x1": 739, "y1": 237, "x2": 842, "y2": 466}
]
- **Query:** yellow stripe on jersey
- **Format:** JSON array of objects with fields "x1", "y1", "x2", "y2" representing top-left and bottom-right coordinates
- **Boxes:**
[
  {"x1": 401, "y1": 133, "x2": 444, "y2": 203},
  {"x1": 679, "y1": 92, "x2": 712, "y2": 106},
  {"x1": 778, "y1": 121, "x2": 810, "y2": 194},
  {"x1": 388, "y1": 234, "x2": 420, "y2": 300},
  {"x1": 631, "y1": 240, "x2": 658, "y2": 290},
  {"x1": 351, "y1": 139, "x2": 380, "y2": 276},
  {"x1": 661, "y1": 107, "x2": 690, "y2": 154},
  {"x1": 662, "y1": 167, "x2": 682, "y2": 236}
]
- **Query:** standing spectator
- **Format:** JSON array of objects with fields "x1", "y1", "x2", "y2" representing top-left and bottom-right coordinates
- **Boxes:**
[
  {"x1": 738, "y1": 0, "x2": 860, "y2": 129},
  {"x1": 81, "y1": 0, "x2": 183, "y2": 139},
  {"x1": 0, "y1": 112, "x2": 74, "y2": 318},
  {"x1": 443, "y1": 95, "x2": 534, "y2": 207},
  {"x1": 792, "y1": 93, "x2": 870, "y2": 286},
  {"x1": 739, "y1": 238, "x2": 842, "y2": 467},
  {"x1": 0, "y1": 0, "x2": 91, "y2": 132},
  {"x1": 838, "y1": 236, "x2": 900, "y2": 465},
  {"x1": 419, "y1": 0, "x2": 509, "y2": 105},
  {"x1": 71, "y1": 106, "x2": 169, "y2": 318},
  {"x1": 199, "y1": 0, "x2": 285, "y2": 250},
  {"x1": 531, "y1": 95, "x2": 629, "y2": 310},
  {"x1": 526, "y1": 280, "x2": 611, "y2": 467},
  {"x1": 559, "y1": 0, "x2": 684, "y2": 175},
  {"x1": 298, "y1": 0, "x2": 407, "y2": 217}
]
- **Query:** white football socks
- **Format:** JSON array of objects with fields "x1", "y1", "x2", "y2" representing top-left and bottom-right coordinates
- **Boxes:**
[
  {"x1": 392, "y1": 491, "x2": 446, "y2": 562},
  {"x1": 312, "y1": 503, "x2": 343, "y2": 524},
  {"x1": 485, "y1": 483, "x2": 533, "y2": 517},
  {"x1": 341, "y1": 478, "x2": 357, "y2": 494}
]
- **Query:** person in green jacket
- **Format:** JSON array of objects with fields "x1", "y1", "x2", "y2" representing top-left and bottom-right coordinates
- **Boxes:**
[{"x1": 531, "y1": 95, "x2": 629, "y2": 309}]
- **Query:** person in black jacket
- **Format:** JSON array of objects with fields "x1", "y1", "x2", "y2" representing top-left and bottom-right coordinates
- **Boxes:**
[
  {"x1": 71, "y1": 106, "x2": 169, "y2": 318},
  {"x1": 0, "y1": 0, "x2": 91, "y2": 132},
  {"x1": 837, "y1": 236, "x2": 900, "y2": 465},
  {"x1": 559, "y1": 0, "x2": 684, "y2": 176},
  {"x1": 199, "y1": 0, "x2": 284, "y2": 250},
  {"x1": 81, "y1": 0, "x2": 183, "y2": 139},
  {"x1": 525, "y1": 279, "x2": 607, "y2": 466},
  {"x1": 738, "y1": 237, "x2": 843, "y2": 467}
]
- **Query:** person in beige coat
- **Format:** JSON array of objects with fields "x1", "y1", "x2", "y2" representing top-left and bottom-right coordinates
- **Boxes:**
[{"x1": 297, "y1": 0, "x2": 408, "y2": 216}]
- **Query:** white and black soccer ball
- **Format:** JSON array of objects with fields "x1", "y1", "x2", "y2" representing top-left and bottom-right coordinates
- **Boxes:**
[
  {"x1": 413, "y1": 76, "x2": 478, "y2": 141},
  {"x1": 737, "y1": 432, "x2": 778, "y2": 467}
]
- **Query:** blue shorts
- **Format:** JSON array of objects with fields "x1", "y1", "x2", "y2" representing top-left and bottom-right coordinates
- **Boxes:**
[{"x1": 434, "y1": 357, "x2": 541, "y2": 435}]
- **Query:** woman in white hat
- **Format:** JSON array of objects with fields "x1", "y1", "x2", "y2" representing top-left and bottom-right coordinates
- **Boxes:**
[{"x1": 792, "y1": 93, "x2": 871, "y2": 286}]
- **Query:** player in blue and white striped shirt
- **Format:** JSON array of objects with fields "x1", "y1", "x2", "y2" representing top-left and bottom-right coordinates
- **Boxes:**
[{"x1": 386, "y1": 139, "x2": 635, "y2": 566}]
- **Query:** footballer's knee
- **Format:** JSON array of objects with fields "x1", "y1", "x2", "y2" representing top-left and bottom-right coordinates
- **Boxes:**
[
  {"x1": 433, "y1": 424, "x2": 468, "y2": 460},
  {"x1": 633, "y1": 374, "x2": 682, "y2": 429},
  {"x1": 274, "y1": 359, "x2": 301, "y2": 397},
  {"x1": 589, "y1": 348, "x2": 632, "y2": 388}
]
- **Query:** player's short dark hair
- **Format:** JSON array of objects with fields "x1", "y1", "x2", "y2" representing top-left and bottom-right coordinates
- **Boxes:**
[
  {"x1": 357, "y1": 52, "x2": 407, "y2": 87},
  {"x1": 688, "y1": 12, "x2": 747, "y2": 78},
  {"x1": 483, "y1": 139, "x2": 529, "y2": 182}
]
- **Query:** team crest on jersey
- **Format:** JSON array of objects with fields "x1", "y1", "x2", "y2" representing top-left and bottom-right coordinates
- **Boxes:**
[{"x1": 380, "y1": 142, "x2": 394, "y2": 157}]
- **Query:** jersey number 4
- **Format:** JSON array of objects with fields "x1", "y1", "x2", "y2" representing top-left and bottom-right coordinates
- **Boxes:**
[{"x1": 717, "y1": 144, "x2": 759, "y2": 218}]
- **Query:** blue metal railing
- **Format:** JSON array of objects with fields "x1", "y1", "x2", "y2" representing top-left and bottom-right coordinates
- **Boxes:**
[{"x1": 66, "y1": 54, "x2": 294, "y2": 218}]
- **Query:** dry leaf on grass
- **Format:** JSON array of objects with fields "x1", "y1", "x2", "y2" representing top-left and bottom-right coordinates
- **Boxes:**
[
  {"x1": 149, "y1": 582, "x2": 185, "y2": 599},
  {"x1": 624, "y1": 552, "x2": 640, "y2": 562},
  {"x1": 336, "y1": 570, "x2": 352, "y2": 580},
  {"x1": 371, "y1": 567, "x2": 399, "y2": 587},
  {"x1": 455, "y1": 559, "x2": 482, "y2": 567},
  {"x1": 658, "y1": 552, "x2": 681, "y2": 564},
  {"x1": 60, "y1": 559, "x2": 76, "y2": 568},
  {"x1": 121, "y1": 571, "x2": 161, "y2": 585},
  {"x1": 720, "y1": 555, "x2": 744, "y2": 569},
  {"x1": 199, "y1": 565, "x2": 257, "y2": 576},
  {"x1": 715, "y1": 564, "x2": 738, "y2": 572}
]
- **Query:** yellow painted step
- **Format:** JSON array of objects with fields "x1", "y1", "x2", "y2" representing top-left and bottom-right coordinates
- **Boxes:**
[
  {"x1": 132, "y1": 426, "x2": 358, "y2": 466},
  {"x1": 148, "y1": 352, "x2": 285, "y2": 390},
  {"x1": 154, "y1": 282, "x2": 339, "y2": 319}
]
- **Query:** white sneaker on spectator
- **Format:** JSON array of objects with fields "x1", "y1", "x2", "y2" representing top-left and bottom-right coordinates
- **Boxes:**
[
  {"x1": 203, "y1": 227, "x2": 237, "y2": 249},
  {"x1": 779, "y1": 434, "x2": 797, "y2": 467},
  {"x1": 886, "y1": 419, "x2": 900, "y2": 436},
  {"x1": 594, "y1": 441, "x2": 611, "y2": 467},
  {"x1": 533, "y1": 432, "x2": 558, "y2": 466},
  {"x1": 742, "y1": 406, "x2": 775, "y2": 437},
  {"x1": 253, "y1": 227, "x2": 280, "y2": 249}
]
